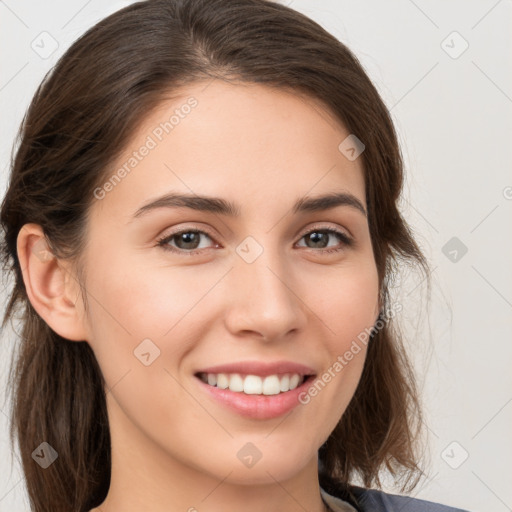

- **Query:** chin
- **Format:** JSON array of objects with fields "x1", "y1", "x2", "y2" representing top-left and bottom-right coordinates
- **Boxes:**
[
  {"x1": 203, "y1": 446, "x2": 316, "y2": 486},
  {"x1": 223, "y1": 463, "x2": 309, "y2": 486}
]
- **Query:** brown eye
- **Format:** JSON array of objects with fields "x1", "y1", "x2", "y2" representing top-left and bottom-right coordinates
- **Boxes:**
[
  {"x1": 156, "y1": 229, "x2": 218, "y2": 255},
  {"x1": 297, "y1": 228, "x2": 353, "y2": 253},
  {"x1": 155, "y1": 225, "x2": 353, "y2": 256}
]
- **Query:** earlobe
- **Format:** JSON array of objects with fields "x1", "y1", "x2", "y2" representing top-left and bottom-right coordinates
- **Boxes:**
[{"x1": 16, "y1": 223, "x2": 89, "y2": 342}]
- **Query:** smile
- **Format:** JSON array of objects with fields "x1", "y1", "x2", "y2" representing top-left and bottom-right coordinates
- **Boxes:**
[
  {"x1": 196, "y1": 372, "x2": 308, "y2": 395},
  {"x1": 194, "y1": 372, "x2": 316, "y2": 420}
]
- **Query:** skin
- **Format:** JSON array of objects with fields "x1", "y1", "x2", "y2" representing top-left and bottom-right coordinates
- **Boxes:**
[{"x1": 17, "y1": 79, "x2": 380, "y2": 512}]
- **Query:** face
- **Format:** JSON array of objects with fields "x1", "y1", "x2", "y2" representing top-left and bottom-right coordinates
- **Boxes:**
[{"x1": 79, "y1": 80, "x2": 380, "y2": 486}]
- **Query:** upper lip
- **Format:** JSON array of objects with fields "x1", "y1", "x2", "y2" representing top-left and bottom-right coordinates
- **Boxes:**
[{"x1": 195, "y1": 360, "x2": 316, "y2": 377}]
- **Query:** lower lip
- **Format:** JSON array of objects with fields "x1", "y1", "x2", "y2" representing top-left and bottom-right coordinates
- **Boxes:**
[{"x1": 194, "y1": 375, "x2": 315, "y2": 420}]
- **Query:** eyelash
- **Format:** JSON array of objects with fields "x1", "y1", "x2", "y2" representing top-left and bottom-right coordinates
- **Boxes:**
[{"x1": 155, "y1": 225, "x2": 354, "y2": 256}]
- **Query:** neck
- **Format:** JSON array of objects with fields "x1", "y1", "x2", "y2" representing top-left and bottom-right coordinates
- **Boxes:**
[{"x1": 90, "y1": 395, "x2": 331, "y2": 512}]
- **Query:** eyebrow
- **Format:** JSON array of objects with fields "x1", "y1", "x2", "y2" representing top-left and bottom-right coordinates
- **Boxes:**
[{"x1": 131, "y1": 191, "x2": 367, "y2": 219}]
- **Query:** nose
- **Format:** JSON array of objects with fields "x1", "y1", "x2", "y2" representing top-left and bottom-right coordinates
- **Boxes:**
[{"x1": 223, "y1": 244, "x2": 307, "y2": 342}]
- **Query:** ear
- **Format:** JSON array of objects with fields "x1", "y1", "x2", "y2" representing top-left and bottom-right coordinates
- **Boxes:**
[{"x1": 16, "y1": 223, "x2": 89, "y2": 342}]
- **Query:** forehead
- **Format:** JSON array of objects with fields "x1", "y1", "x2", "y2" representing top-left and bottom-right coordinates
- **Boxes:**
[{"x1": 91, "y1": 80, "x2": 366, "y2": 222}]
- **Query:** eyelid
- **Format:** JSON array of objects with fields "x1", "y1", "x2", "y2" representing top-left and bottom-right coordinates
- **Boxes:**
[
  {"x1": 297, "y1": 222, "x2": 352, "y2": 240},
  {"x1": 156, "y1": 223, "x2": 218, "y2": 244}
]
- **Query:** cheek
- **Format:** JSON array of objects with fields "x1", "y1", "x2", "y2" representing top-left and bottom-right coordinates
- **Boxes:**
[
  {"x1": 312, "y1": 261, "x2": 379, "y2": 340},
  {"x1": 82, "y1": 251, "x2": 221, "y2": 375},
  {"x1": 305, "y1": 261, "x2": 378, "y2": 403}
]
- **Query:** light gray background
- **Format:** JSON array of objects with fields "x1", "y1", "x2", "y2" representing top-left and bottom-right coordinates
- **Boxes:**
[{"x1": 1, "y1": 1, "x2": 511, "y2": 511}]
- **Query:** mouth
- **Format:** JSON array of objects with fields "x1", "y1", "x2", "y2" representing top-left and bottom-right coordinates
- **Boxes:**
[
  {"x1": 194, "y1": 371, "x2": 316, "y2": 396},
  {"x1": 193, "y1": 370, "x2": 317, "y2": 420},
  {"x1": 192, "y1": 360, "x2": 318, "y2": 419}
]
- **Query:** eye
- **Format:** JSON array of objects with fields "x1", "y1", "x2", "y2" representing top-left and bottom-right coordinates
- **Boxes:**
[
  {"x1": 296, "y1": 226, "x2": 354, "y2": 254},
  {"x1": 156, "y1": 228, "x2": 218, "y2": 255},
  {"x1": 156, "y1": 225, "x2": 354, "y2": 255}
]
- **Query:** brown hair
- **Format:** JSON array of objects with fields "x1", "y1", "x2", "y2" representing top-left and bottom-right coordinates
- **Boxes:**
[{"x1": 0, "y1": 0, "x2": 431, "y2": 510}]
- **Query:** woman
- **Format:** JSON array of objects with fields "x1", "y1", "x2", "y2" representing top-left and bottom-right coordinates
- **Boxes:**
[{"x1": 0, "y1": 1, "x2": 471, "y2": 511}]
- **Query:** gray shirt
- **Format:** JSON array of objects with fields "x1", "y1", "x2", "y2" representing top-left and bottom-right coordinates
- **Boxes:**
[{"x1": 320, "y1": 485, "x2": 472, "y2": 512}]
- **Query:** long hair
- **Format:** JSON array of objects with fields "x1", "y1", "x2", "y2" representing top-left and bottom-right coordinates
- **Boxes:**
[{"x1": 0, "y1": 1, "x2": 430, "y2": 510}]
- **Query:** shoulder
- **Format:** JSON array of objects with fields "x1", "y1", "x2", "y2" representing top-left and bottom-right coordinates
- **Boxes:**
[
  {"x1": 318, "y1": 473, "x2": 471, "y2": 512},
  {"x1": 348, "y1": 485, "x2": 472, "y2": 512}
]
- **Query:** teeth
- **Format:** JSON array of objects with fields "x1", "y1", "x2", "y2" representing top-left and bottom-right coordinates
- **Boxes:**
[
  {"x1": 289, "y1": 374, "x2": 300, "y2": 389},
  {"x1": 229, "y1": 374, "x2": 244, "y2": 392},
  {"x1": 244, "y1": 375, "x2": 263, "y2": 394},
  {"x1": 217, "y1": 373, "x2": 229, "y2": 389},
  {"x1": 262, "y1": 375, "x2": 280, "y2": 395},
  {"x1": 279, "y1": 374, "x2": 290, "y2": 392},
  {"x1": 198, "y1": 372, "x2": 307, "y2": 395}
]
